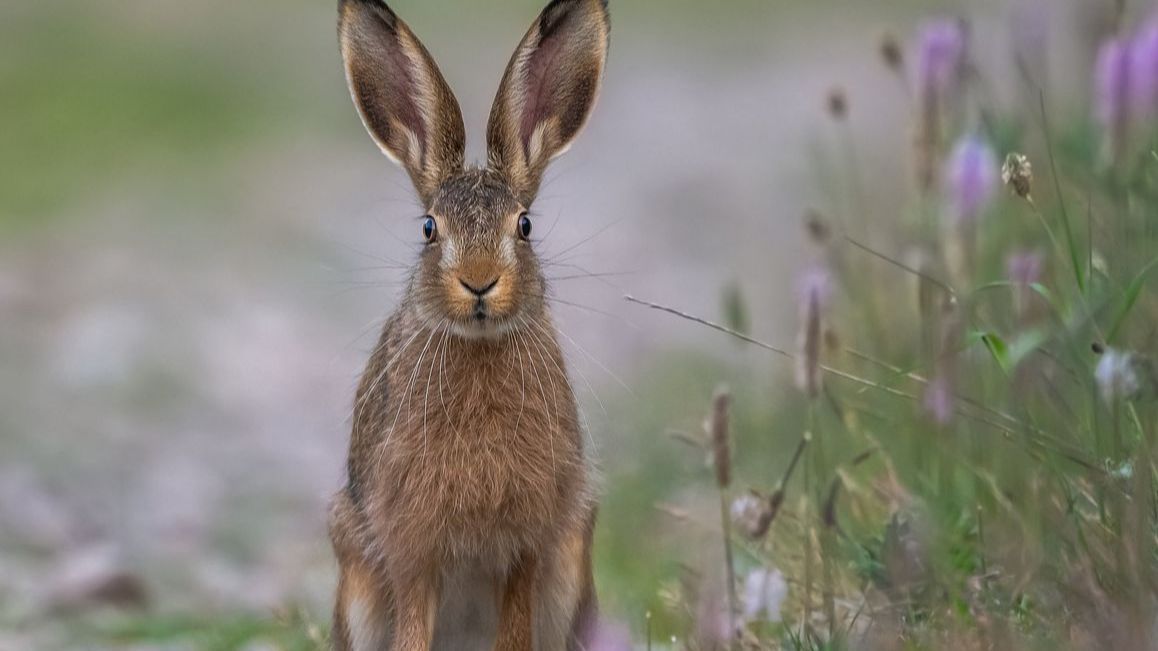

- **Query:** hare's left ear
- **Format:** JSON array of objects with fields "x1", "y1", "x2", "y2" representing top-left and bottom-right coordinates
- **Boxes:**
[{"x1": 486, "y1": 0, "x2": 610, "y2": 205}]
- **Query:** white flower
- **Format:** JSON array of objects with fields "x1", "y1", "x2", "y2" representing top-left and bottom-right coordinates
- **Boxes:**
[
  {"x1": 1096, "y1": 348, "x2": 1143, "y2": 403},
  {"x1": 742, "y1": 568, "x2": 788, "y2": 623}
]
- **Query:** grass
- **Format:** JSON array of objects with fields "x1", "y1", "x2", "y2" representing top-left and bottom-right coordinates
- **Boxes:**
[
  {"x1": 605, "y1": 15, "x2": 1158, "y2": 649},
  {"x1": 78, "y1": 610, "x2": 325, "y2": 651}
]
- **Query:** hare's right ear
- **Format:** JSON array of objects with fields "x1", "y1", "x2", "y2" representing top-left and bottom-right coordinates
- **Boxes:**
[
  {"x1": 339, "y1": 0, "x2": 466, "y2": 205},
  {"x1": 486, "y1": 0, "x2": 610, "y2": 205}
]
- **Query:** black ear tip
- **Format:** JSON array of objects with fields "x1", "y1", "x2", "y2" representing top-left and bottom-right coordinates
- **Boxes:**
[
  {"x1": 539, "y1": 0, "x2": 609, "y2": 33},
  {"x1": 340, "y1": 0, "x2": 399, "y2": 29}
]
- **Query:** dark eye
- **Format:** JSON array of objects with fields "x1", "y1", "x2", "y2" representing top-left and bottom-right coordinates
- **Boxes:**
[
  {"x1": 422, "y1": 216, "x2": 437, "y2": 243},
  {"x1": 517, "y1": 213, "x2": 532, "y2": 240}
]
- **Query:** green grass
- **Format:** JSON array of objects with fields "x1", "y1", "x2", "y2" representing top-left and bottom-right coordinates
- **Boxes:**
[
  {"x1": 600, "y1": 80, "x2": 1158, "y2": 651},
  {"x1": 78, "y1": 610, "x2": 325, "y2": 651}
]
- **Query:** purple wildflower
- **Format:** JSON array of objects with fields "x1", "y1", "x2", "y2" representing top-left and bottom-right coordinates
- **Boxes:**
[
  {"x1": 581, "y1": 620, "x2": 633, "y2": 651},
  {"x1": 915, "y1": 19, "x2": 968, "y2": 103},
  {"x1": 1096, "y1": 37, "x2": 1131, "y2": 163},
  {"x1": 944, "y1": 135, "x2": 999, "y2": 226},
  {"x1": 1131, "y1": 20, "x2": 1158, "y2": 121},
  {"x1": 1007, "y1": 249, "x2": 1044, "y2": 323},
  {"x1": 924, "y1": 301, "x2": 963, "y2": 425},
  {"x1": 795, "y1": 267, "x2": 833, "y2": 399},
  {"x1": 913, "y1": 18, "x2": 968, "y2": 191},
  {"x1": 695, "y1": 587, "x2": 734, "y2": 651},
  {"x1": 923, "y1": 375, "x2": 954, "y2": 425}
]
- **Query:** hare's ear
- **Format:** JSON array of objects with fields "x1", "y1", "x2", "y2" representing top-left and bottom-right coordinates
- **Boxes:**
[
  {"x1": 339, "y1": 0, "x2": 466, "y2": 204},
  {"x1": 486, "y1": 0, "x2": 610, "y2": 204}
]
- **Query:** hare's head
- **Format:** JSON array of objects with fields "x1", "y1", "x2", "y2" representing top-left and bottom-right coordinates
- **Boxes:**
[{"x1": 339, "y1": 0, "x2": 610, "y2": 338}]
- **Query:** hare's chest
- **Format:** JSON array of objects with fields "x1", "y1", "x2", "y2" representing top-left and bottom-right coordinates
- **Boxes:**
[{"x1": 381, "y1": 360, "x2": 583, "y2": 545}]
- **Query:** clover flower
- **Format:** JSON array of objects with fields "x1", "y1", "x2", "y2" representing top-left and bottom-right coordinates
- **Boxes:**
[
  {"x1": 1007, "y1": 249, "x2": 1044, "y2": 323},
  {"x1": 1131, "y1": 19, "x2": 1158, "y2": 122},
  {"x1": 915, "y1": 19, "x2": 967, "y2": 104},
  {"x1": 1095, "y1": 37, "x2": 1131, "y2": 164},
  {"x1": 581, "y1": 620, "x2": 633, "y2": 651},
  {"x1": 913, "y1": 19, "x2": 968, "y2": 191},
  {"x1": 1095, "y1": 347, "x2": 1158, "y2": 404},
  {"x1": 742, "y1": 568, "x2": 789, "y2": 623},
  {"x1": 944, "y1": 135, "x2": 999, "y2": 226}
]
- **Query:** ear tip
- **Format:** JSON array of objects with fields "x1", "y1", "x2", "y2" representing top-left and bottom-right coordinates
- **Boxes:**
[
  {"x1": 339, "y1": 0, "x2": 400, "y2": 29},
  {"x1": 538, "y1": 0, "x2": 610, "y2": 37},
  {"x1": 541, "y1": 0, "x2": 610, "y2": 18}
]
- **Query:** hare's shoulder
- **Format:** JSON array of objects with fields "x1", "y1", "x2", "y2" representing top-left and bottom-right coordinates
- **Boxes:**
[{"x1": 346, "y1": 312, "x2": 413, "y2": 506}]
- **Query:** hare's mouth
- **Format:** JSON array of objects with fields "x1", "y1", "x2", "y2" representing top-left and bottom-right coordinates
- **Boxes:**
[{"x1": 448, "y1": 313, "x2": 516, "y2": 340}]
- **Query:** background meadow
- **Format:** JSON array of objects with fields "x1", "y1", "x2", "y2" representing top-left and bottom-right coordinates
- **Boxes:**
[{"x1": 1, "y1": 0, "x2": 1152, "y2": 649}]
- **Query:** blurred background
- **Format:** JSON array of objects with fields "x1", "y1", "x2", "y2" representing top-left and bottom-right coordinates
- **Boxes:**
[{"x1": 0, "y1": 0, "x2": 1128, "y2": 648}]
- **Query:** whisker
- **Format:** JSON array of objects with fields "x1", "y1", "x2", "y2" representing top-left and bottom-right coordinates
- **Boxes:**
[
  {"x1": 379, "y1": 320, "x2": 445, "y2": 455},
  {"x1": 541, "y1": 215, "x2": 628, "y2": 262},
  {"x1": 552, "y1": 324, "x2": 635, "y2": 396},
  {"x1": 546, "y1": 297, "x2": 644, "y2": 332}
]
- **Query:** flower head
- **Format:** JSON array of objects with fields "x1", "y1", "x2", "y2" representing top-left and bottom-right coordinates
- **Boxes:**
[
  {"x1": 742, "y1": 568, "x2": 789, "y2": 623},
  {"x1": 1007, "y1": 249, "x2": 1045, "y2": 325},
  {"x1": 923, "y1": 375, "x2": 954, "y2": 425},
  {"x1": 1007, "y1": 250, "x2": 1044, "y2": 286},
  {"x1": 1095, "y1": 37, "x2": 1131, "y2": 163},
  {"x1": 1095, "y1": 348, "x2": 1158, "y2": 404},
  {"x1": 731, "y1": 491, "x2": 775, "y2": 539},
  {"x1": 1131, "y1": 19, "x2": 1158, "y2": 121},
  {"x1": 915, "y1": 19, "x2": 968, "y2": 102},
  {"x1": 944, "y1": 135, "x2": 999, "y2": 225},
  {"x1": 795, "y1": 267, "x2": 833, "y2": 398},
  {"x1": 1001, "y1": 152, "x2": 1033, "y2": 200},
  {"x1": 580, "y1": 620, "x2": 633, "y2": 651},
  {"x1": 880, "y1": 32, "x2": 904, "y2": 72},
  {"x1": 706, "y1": 387, "x2": 732, "y2": 488}
]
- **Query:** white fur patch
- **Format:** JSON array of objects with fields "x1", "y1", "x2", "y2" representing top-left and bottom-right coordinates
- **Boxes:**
[
  {"x1": 441, "y1": 237, "x2": 458, "y2": 269},
  {"x1": 500, "y1": 236, "x2": 517, "y2": 266},
  {"x1": 347, "y1": 597, "x2": 388, "y2": 651}
]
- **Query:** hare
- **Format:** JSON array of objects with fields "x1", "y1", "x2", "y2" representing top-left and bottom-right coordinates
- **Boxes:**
[{"x1": 328, "y1": 0, "x2": 610, "y2": 649}]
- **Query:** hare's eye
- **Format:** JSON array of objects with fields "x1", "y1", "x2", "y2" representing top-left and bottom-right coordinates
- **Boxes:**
[
  {"x1": 517, "y1": 213, "x2": 532, "y2": 240},
  {"x1": 422, "y1": 216, "x2": 437, "y2": 243}
]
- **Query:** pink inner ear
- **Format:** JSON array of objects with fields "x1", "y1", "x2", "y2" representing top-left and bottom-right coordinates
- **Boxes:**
[
  {"x1": 518, "y1": 21, "x2": 569, "y2": 155},
  {"x1": 383, "y1": 42, "x2": 426, "y2": 152}
]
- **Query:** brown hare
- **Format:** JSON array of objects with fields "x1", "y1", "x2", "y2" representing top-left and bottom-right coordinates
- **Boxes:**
[{"x1": 328, "y1": 0, "x2": 610, "y2": 649}]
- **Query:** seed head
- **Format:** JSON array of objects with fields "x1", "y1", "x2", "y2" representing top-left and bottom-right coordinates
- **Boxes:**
[
  {"x1": 1001, "y1": 152, "x2": 1033, "y2": 200},
  {"x1": 827, "y1": 86, "x2": 848, "y2": 121},
  {"x1": 721, "y1": 280, "x2": 749, "y2": 337},
  {"x1": 706, "y1": 386, "x2": 732, "y2": 488},
  {"x1": 804, "y1": 209, "x2": 832, "y2": 245},
  {"x1": 731, "y1": 492, "x2": 773, "y2": 539},
  {"x1": 795, "y1": 267, "x2": 832, "y2": 399},
  {"x1": 880, "y1": 32, "x2": 904, "y2": 72}
]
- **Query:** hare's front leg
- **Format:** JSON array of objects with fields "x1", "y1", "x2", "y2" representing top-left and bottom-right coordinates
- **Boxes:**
[
  {"x1": 332, "y1": 557, "x2": 392, "y2": 651},
  {"x1": 493, "y1": 553, "x2": 538, "y2": 651},
  {"x1": 389, "y1": 567, "x2": 439, "y2": 651}
]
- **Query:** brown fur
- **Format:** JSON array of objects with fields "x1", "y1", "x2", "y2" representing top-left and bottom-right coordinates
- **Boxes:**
[{"x1": 332, "y1": 1, "x2": 610, "y2": 649}]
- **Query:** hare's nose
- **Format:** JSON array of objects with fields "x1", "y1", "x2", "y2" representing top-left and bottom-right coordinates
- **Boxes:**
[{"x1": 459, "y1": 277, "x2": 499, "y2": 297}]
